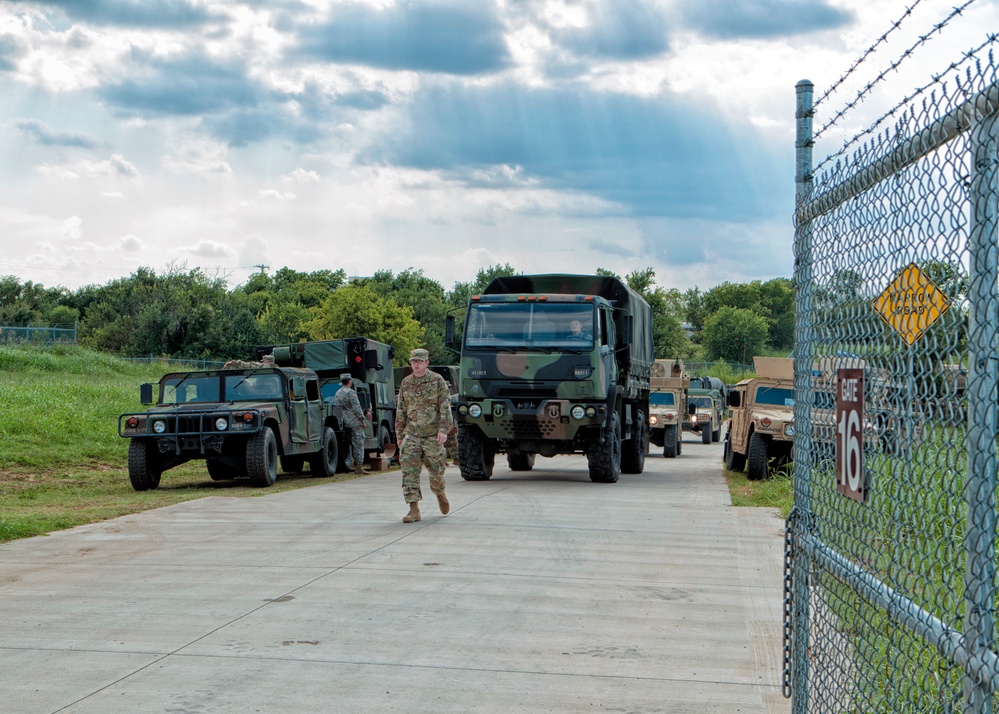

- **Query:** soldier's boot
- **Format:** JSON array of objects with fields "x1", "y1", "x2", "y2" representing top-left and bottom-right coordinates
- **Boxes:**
[
  {"x1": 402, "y1": 502, "x2": 421, "y2": 523},
  {"x1": 354, "y1": 464, "x2": 370, "y2": 475},
  {"x1": 436, "y1": 491, "x2": 450, "y2": 515}
]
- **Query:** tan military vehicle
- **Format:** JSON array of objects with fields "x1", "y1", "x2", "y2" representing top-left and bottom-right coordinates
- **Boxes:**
[
  {"x1": 724, "y1": 356, "x2": 794, "y2": 480},
  {"x1": 648, "y1": 358, "x2": 691, "y2": 458}
]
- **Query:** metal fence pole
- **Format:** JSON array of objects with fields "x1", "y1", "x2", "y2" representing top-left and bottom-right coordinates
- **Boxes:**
[
  {"x1": 964, "y1": 111, "x2": 999, "y2": 714},
  {"x1": 788, "y1": 78, "x2": 815, "y2": 711}
]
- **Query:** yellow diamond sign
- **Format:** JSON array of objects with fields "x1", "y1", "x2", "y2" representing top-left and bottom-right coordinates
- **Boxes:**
[{"x1": 872, "y1": 263, "x2": 951, "y2": 346}]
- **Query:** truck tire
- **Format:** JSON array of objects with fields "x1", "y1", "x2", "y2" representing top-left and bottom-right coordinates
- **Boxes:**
[
  {"x1": 458, "y1": 426, "x2": 494, "y2": 481},
  {"x1": 280, "y1": 455, "x2": 305, "y2": 474},
  {"x1": 620, "y1": 410, "x2": 646, "y2": 474},
  {"x1": 588, "y1": 412, "x2": 621, "y2": 483},
  {"x1": 663, "y1": 424, "x2": 678, "y2": 458},
  {"x1": 310, "y1": 426, "x2": 338, "y2": 478},
  {"x1": 702, "y1": 422, "x2": 712, "y2": 444},
  {"x1": 723, "y1": 431, "x2": 746, "y2": 472},
  {"x1": 747, "y1": 432, "x2": 769, "y2": 481},
  {"x1": 507, "y1": 452, "x2": 535, "y2": 471},
  {"x1": 712, "y1": 424, "x2": 721, "y2": 442},
  {"x1": 246, "y1": 427, "x2": 278, "y2": 487},
  {"x1": 127, "y1": 439, "x2": 162, "y2": 491}
]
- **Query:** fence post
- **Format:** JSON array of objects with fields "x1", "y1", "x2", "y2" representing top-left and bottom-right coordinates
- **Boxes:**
[
  {"x1": 788, "y1": 78, "x2": 815, "y2": 710},
  {"x1": 964, "y1": 111, "x2": 999, "y2": 714}
]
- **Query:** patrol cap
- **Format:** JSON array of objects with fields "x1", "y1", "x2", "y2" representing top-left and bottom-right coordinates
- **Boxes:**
[
  {"x1": 339, "y1": 372, "x2": 352, "y2": 382},
  {"x1": 409, "y1": 348, "x2": 429, "y2": 361}
]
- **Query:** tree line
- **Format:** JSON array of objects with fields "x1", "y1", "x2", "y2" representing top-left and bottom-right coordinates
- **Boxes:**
[{"x1": 0, "y1": 265, "x2": 795, "y2": 366}]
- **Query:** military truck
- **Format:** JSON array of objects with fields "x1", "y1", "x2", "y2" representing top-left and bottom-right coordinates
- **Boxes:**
[
  {"x1": 256, "y1": 338, "x2": 397, "y2": 470},
  {"x1": 724, "y1": 356, "x2": 795, "y2": 480},
  {"x1": 648, "y1": 359, "x2": 689, "y2": 457},
  {"x1": 119, "y1": 364, "x2": 342, "y2": 491},
  {"x1": 684, "y1": 385, "x2": 724, "y2": 444},
  {"x1": 445, "y1": 274, "x2": 653, "y2": 483}
]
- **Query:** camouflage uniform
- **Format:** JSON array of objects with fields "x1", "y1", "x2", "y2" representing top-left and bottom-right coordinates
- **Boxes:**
[
  {"x1": 396, "y1": 369, "x2": 453, "y2": 503},
  {"x1": 333, "y1": 382, "x2": 366, "y2": 465},
  {"x1": 443, "y1": 395, "x2": 459, "y2": 462}
]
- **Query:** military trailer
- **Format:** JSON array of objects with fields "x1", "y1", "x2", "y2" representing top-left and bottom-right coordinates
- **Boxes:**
[
  {"x1": 724, "y1": 356, "x2": 795, "y2": 480},
  {"x1": 684, "y1": 386, "x2": 724, "y2": 444},
  {"x1": 648, "y1": 359, "x2": 690, "y2": 457},
  {"x1": 119, "y1": 364, "x2": 342, "y2": 491},
  {"x1": 446, "y1": 274, "x2": 653, "y2": 483},
  {"x1": 256, "y1": 338, "x2": 397, "y2": 469}
]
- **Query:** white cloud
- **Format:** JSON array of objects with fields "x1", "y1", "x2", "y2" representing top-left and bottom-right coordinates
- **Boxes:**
[{"x1": 61, "y1": 216, "x2": 82, "y2": 240}]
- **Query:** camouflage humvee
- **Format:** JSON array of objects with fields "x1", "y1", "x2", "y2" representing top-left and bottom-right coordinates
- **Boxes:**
[
  {"x1": 724, "y1": 356, "x2": 795, "y2": 480},
  {"x1": 119, "y1": 365, "x2": 343, "y2": 491},
  {"x1": 648, "y1": 358, "x2": 689, "y2": 458}
]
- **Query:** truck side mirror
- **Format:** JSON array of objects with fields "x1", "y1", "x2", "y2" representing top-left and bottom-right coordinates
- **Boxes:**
[
  {"x1": 687, "y1": 403, "x2": 697, "y2": 415},
  {"x1": 728, "y1": 391, "x2": 741, "y2": 408},
  {"x1": 140, "y1": 383, "x2": 154, "y2": 405},
  {"x1": 445, "y1": 315, "x2": 455, "y2": 346}
]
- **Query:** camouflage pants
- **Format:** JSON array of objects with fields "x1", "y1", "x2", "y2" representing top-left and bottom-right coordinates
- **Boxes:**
[
  {"x1": 444, "y1": 426, "x2": 458, "y2": 460},
  {"x1": 401, "y1": 434, "x2": 446, "y2": 503},
  {"x1": 347, "y1": 426, "x2": 365, "y2": 465}
]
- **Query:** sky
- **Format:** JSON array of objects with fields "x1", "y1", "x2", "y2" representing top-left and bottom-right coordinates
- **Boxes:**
[{"x1": 0, "y1": 0, "x2": 996, "y2": 295}]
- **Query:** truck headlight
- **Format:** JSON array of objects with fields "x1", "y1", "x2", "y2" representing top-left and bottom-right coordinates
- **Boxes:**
[
  {"x1": 215, "y1": 417, "x2": 229, "y2": 431},
  {"x1": 786, "y1": 424, "x2": 795, "y2": 437},
  {"x1": 570, "y1": 405, "x2": 585, "y2": 420},
  {"x1": 469, "y1": 404, "x2": 482, "y2": 418},
  {"x1": 152, "y1": 420, "x2": 166, "y2": 434},
  {"x1": 649, "y1": 415, "x2": 659, "y2": 426}
]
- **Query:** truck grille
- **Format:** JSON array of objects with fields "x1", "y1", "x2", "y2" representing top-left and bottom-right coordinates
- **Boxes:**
[{"x1": 498, "y1": 416, "x2": 557, "y2": 440}]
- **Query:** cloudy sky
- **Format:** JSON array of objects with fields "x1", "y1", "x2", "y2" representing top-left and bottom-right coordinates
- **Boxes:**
[{"x1": 0, "y1": 0, "x2": 994, "y2": 294}]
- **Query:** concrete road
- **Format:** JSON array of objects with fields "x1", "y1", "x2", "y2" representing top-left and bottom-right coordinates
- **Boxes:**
[{"x1": 0, "y1": 433, "x2": 789, "y2": 714}]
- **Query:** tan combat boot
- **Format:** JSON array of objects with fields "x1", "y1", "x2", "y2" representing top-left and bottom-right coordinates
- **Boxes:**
[
  {"x1": 402, "y1": 502, "x2": 421, "y2": 523},
  {"x1": 354, "y1": 463, "x2": 370, "y2": 475},
  {"x1": 436, "y1": 492, "x2": 450, "y2": 515}
]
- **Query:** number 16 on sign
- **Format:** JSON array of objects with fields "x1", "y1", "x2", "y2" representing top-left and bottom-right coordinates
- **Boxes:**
[{"x1": 837, "y1": 368, "x2": 866, "y2": 502}]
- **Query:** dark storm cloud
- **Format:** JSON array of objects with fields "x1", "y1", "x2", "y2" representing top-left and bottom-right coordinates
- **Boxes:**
[
  {"x1": 367, "y1": 83, "x2": 785, "y2": 221},
  {"x1": 295, "y1": 1, "x2": 512, "y2": 75},
  {"x1": 680, "y1": 0, "x2": 853, "y2": 39},
  {"x1": 15, "y1": 119, "x2": 101, "y2": 148},
  {"x1": 29, "y1": 0, "x2": 218, "y2": 28},
  {"x1": 0, "y1": 33, "x2": 27, "y2": 71},
  {"x1": 552, "y1": 2, "x2": 670, "y2": 61}
]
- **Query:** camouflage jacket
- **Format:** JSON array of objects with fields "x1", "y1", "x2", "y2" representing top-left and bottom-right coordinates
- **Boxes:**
[
  {"x1": 333, "y1": 385, "x2": 366, "y2": 428},
  {"x1": 396, "y1": 371, "x2": 453, "y2": 439}
]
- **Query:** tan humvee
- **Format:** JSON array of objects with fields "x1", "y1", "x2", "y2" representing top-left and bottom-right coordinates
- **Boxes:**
[
  {"x1": 648, "y1": 358, "x2": 691, "y2": 458},
  {"x1": 724, "y1": 357, "x2": 794, "y2": 480}
]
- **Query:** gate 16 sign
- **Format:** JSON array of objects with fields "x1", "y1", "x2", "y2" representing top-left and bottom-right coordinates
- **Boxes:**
[{"x1": 836, "y1": 368, "x2": 865, "y2": 502}]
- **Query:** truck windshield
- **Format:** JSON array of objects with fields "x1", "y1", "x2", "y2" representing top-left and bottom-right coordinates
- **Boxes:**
[
  {"x1": 225, "y1": 373, "x2": 283, "y2": 401},
  {"x1": 756, "y1": 386, "x2": 794, "y2": 407},
  {"x1": 161, "y1": 374, "x2": 220, "y2": 404},
  {"x1": 691, "y1": 396, "x2": 713, "y2": 409},
  {"x1": 650, "y1": 392, "x2": 675, "y2": 406},
  {"x1": 465, "y1": 302, "x2": 594, "y2": 349}
]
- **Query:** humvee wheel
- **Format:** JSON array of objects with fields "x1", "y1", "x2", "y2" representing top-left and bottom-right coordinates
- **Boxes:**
[
  {"x1": 701, "y1": 422, "x2": 712, "y2": 444},
  {"x1": 247, "y1": 427, "x2": 279, "y2": 487},
  {"x1": 712, "y1": 424, "x2": 721, "y2": 442},
  {"x1": 310, "y1": 426, "x2": 338, "y2": 478},
  {"x1": 588, "y1": 412, "x2": 621, "y2": 483},
  {"x1": 458, "y1": 425, "x2": 494, "y2": 481},
  {"x1": 507, "y1": 452, "x2": 535, "y2": 471},
  {"x1": 747, "y1": 432, "x2": 769, "y2": 481},
  {"x1": 128, "y1": 439, "x2": 162, "y2": 491},
  {"x1": 723, "y1": 431, "x2": 746, "y2": 472},
  {"x1": 663, "y1": 424, "x2": 678, "y2": 458},
  {"x1": 621, "y1": 411, "x2": 646, "y2": 474}
]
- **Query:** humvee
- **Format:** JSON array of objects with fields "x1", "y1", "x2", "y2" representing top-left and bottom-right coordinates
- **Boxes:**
[
  {"x1": 724, "y1": 356, "x2": 794, "y2": 480},
  {"x1": 648, "y1": 359, "x2": 691, "y2": 458},
  {"x1": 684, "y1": 387, "x2": 724, "y2": 444}
]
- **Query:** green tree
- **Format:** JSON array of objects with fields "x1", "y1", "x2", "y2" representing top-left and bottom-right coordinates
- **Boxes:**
[
  {"x1": 363, "y1": 269, "x2": 450, "y2": 364},
  {"x1": 701, "y1": 307, "x2": 768, "y2": 364},
  {"x1": 760, "y1": 278, "x2": 795, "y2": 351},
  {"x1": 302, "y1": 283, "x2": 423, "y2": 366}
]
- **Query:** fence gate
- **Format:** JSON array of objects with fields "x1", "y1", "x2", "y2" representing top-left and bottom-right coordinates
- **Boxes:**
[{"x1": 786, "y1": 32, "x2": 999, "y2": 714}]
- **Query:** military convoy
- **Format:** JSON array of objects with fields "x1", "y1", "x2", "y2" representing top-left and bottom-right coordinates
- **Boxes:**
[
  {"x1": 446, "y1": 274, "x2": 653, "y2": 483},
  {"x1": 118, "y1": 337, "x2": 396, "y2": 491},
  {"x1": 724, "y1": 356, "x2": 795, "y2": 480}
]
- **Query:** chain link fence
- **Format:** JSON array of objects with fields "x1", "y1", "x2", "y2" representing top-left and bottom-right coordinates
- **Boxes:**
[
  {"x1": 0, "y1": 323, "x2": 76, "y2": 345},
  {"x1": 786, "y1": 12, "x2": 999, "y2": 714}
]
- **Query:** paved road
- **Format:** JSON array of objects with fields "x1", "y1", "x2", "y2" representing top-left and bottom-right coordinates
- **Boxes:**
[{"x1": 1, "y1": 433, "x2": 789, "y2": 714}]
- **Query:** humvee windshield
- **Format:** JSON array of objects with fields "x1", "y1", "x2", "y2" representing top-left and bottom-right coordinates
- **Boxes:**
[
  {"x1": 650, "y1": 392, "x2": 676, "y2": 406},
  {"x1": 161, "y1": 372, "x2": 284, "y2": 404},
  {"x1": 464, "y1": 302, "x2": 595, "y2": 349},
  {"x1": 755, "y1": 386, "x2": 794, "y2": 407},
  {"x1": 691, "y1": 396, "x2": 714, "y2": 409}
]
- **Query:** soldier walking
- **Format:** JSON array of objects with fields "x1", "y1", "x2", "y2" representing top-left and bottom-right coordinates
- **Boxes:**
[
  {"x1": 333, "y1": 373, "x2": 370, "y2": 475},
  {"x1": 396, "y1": 348, "x2": 453, "y2": 523}
]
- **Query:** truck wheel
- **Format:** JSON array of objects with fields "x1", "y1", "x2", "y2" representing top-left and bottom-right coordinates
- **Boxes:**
[
  {"x1": 621, "y1": 410, "x2": 646, "y2": 474},
  {"x1": 127, "y1": 439, "x2": 162, "y2": 491},
  {"x1": 747, "y1": 432, "x2": 769, "y2": 481},
  {"x1": 663, "y1": 424, "x2": 678, "y2": 458},
  {"x1": 588, "y1": 412, "x2": 621, "y2": 483},
  {"x1": 702, "y1": 422, "x2": 712, "y2": 444},
  {"x1": 246, "y1": 427, "x2": 278, "y2": 487},
  {"x1": 280, "y1": 455, "x2": 305, "y2": 474},
  {"x1": 310, "y1": 426, "x2": 338, "y2": 478},
  {"x1": 712, "y1": 424, "x2": 721, "y2": 442},
  {"x1": 724, "y1": 431, "x2": 746, "y2": 472},
  {"x1": 207, "y1": 458, "x2": 240, "y2": 481},
  {"x1": 458, "y1": 426, "x2": 494, "y2": 481},
  {"x1": 507, "y1": 452, "x2": 535, "y2": 471}
]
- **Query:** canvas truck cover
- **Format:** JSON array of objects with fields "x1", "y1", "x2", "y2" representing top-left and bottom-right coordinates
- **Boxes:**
[{"x1": 483, "y1": 274, "x2": 654, "y2": 376}]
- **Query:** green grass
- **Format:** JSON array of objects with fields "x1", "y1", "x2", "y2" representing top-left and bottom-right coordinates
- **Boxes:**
[
  {"x1": 0, "y1": 344, "x2": 376, "y2": 543},
  {"x1": 723, "y1": 459, "x2": 793, "y2": 516}
]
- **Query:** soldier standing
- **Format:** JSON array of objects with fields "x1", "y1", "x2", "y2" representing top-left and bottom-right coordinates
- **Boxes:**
[
  {"x1": 333, "y1": 373, "x2": 370, "y2": 475},
  {"x1": 396, "y1": 348, "x2": 453, "y2": 523}
]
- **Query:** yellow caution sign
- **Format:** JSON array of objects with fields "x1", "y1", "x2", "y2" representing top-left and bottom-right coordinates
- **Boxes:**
[{"x1": 872, "y1": 263, "x2": 951, "y2": 346}]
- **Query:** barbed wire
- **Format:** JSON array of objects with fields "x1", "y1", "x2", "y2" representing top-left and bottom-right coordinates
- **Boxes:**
[
  {"x1": 812, "y1": 33, "x2": 998, "y2": 176},
  {"x1": 813, "y1": 0, "x2": 979, "y2": 142}
]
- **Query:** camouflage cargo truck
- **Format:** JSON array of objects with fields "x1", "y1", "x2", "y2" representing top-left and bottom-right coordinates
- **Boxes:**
[
  {"x1": 256, "y1": 338, "x2": 397, "y2": 470},
  {"x1": 648, "y1": 359, "x2": 689, "y2": 458},
  {"x1": 446, "y1": 273, "x2": 653, "y2": 483},
  {"x1": 119, "y1": 364, "x2": 342, "y2": 491},
  {"x1": 724, "y1": 356, "x2": 795, "y2": 480}
]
